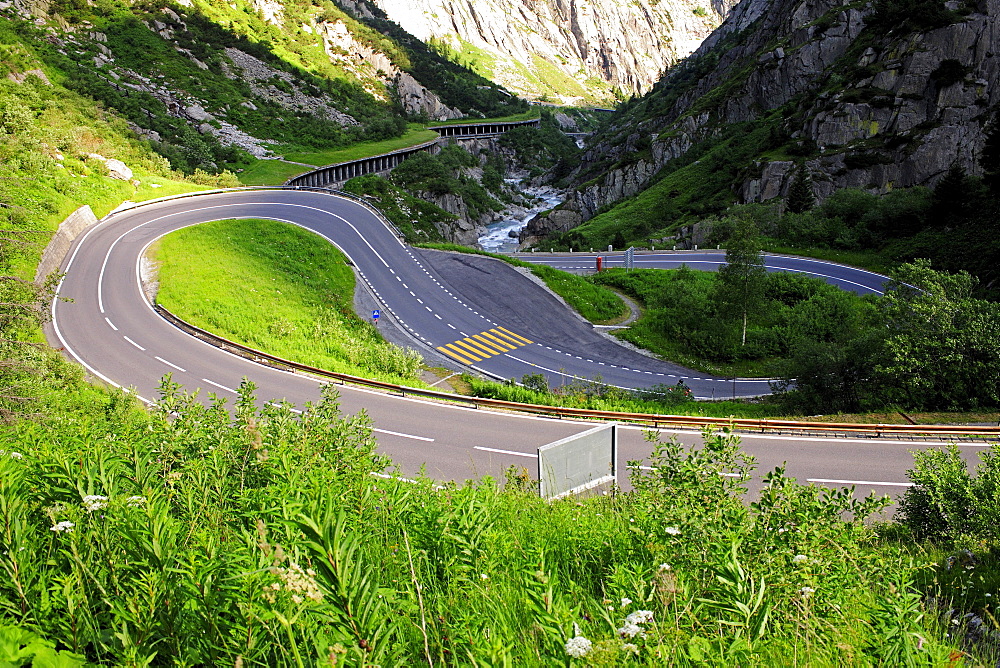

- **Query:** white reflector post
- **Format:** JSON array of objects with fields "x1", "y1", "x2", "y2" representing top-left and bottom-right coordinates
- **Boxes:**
[{"x1": 538, "y1": 423, "x2": 617, "y2": 500}]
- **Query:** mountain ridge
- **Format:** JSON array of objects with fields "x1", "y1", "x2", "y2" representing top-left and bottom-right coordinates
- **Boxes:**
[
  {"x1": 367, "y1": 0, "x2": 736, "y2": 103},
  {"x1": 545, "y1": 0, "x2": 998, "y2": 234}
]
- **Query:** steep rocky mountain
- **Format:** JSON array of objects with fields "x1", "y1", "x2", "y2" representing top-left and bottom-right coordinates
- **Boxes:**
[
  {"x1": 367, "y1": 0, "x2": 736, "y2": 104},
  {"x1": 2, "y1": 0, "x2": 524, "y2": 174},
  {"x1": 542, "y1": 0, "x2": 1000, "y2": 243}
]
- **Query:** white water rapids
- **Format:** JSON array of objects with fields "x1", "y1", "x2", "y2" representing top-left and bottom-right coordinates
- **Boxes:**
[{"x1": 478, "y1": 184, "x2": 563, "y2": 252}]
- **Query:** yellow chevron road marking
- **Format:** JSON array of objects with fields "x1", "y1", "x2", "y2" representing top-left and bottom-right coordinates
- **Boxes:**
[
  {"x1": 437, "y1": 327, "x2": 532, "y2": 364},
  {"x1": 437, "y1": 344, "x2": 479, "y2": 364},
  {"x1": 470, "y1": 334, "x2": 507, "y2": 353},
  {"x1": 496, "y1": 327, "x2": 533, "y2": 345},
  {"x1": 453, "y1": 340, "x2": 488, "y2": 358},
  {"x1": 462, "y1": 337, "x2": 499, "y2": 356},
  {"x1": 479, "y1": 331, "x2": 516, "y2": 350}
]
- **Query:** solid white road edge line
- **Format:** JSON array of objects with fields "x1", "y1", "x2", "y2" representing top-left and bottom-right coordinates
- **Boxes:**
[
  {"x1": 638, "y1": 466, "x2": 740, "y2": 477},
  {"x1": 474, "y1": 446, "x2": 537, "y2": 458},
  {"x1": 807, "y1": 478, "x2": 913, "y2": 487}
]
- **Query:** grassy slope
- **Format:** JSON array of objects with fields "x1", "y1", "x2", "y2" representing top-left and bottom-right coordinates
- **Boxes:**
[
  {"x1": 235, "y1": 160, "x2": 314, "y2": 186},
  {"x1": 0, "y1": 28, "x2": 225, "y2": 279},
  {"x1": 281, "y1": 127, "x2": 439, "y2": 166},
  {"x1": 445, "y1": 36, "x2": 615, "y2": 104},
  {"x1": 152, "y1": 218, "x2": 425, "y2": 385}
]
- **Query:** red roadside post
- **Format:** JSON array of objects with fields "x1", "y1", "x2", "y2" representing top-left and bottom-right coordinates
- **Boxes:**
[{"x1": 596, "y1": 256, "x2": 603, "y2": 272}]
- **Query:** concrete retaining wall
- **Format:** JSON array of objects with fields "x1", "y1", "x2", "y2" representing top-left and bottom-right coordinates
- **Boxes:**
[{"x1": 35, "y1": 205, "x2": 98, "y2": 285}]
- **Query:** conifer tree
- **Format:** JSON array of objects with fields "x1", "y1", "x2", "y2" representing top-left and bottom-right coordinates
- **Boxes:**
[
  {"x1": 980, "y1": 117, "x2": 1000, "y2": 197},
  {"x1": 786, "y1": 165, "x2": 816, "y2": 214}
]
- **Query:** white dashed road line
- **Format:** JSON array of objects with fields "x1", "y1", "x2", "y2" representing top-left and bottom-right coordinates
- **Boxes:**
[
  {"x1": 807, "y1": 478, "x2": 913, "y2": 487},
  {"x1": 202, "y1": 378, "x2": 237, "y2": 393},
  {"x1": 155, "y1": 356, "x2": 186, "y2": 373},
  {"x1": 374, "y1": 428, "x2": 435, "y2": 442},
  {"x1": 123, "y1": 336, "x2": 145, "y2": 351}
]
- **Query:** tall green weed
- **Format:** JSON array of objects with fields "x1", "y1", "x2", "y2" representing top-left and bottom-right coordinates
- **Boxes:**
[{"x1": 0, "y1": 383, "x2": 980, "y2": 664}]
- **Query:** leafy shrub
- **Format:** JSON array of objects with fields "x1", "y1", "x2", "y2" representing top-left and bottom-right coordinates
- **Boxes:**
[{"x1": 898, "y1": 444, "x2": 1000, "y2": 541}]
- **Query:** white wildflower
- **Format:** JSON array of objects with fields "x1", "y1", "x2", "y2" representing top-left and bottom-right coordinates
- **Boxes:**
[
  {"x1": 564, "y1": 636, "x2": 592, "y2": 658},
  {"x1": 10, "y1": 452, "x2": 23, "y2": 460},
  {"x1": 82, "y1": 495, "x2": 108, "y2": 512},
  {"x1": 618, "y1": 622, "x2": 644, "y2": 639},
  {"x1": 665, "y1": 526, "x2": 681, "y2": 536},
  {"x1": 126, "y1": 496, "x2": 147, "y2": 508},
  {"x1": 658, "y1": 563, "x2": 671, "y2": 571},
  {"x1": 799, "y1": 586, "x2": 815, "y2": 597},
  {"x1": 50, "y1": 521, "x2": 74, "y2": 533},
  {"x1": 626, "y1": 610, "x2": 655, "y2": 625},
  {"x1": 480, "y1": 573, "x2": 489, "y2": 580},
  {"x1": 271, "y1": 561, "x2": 324, "y2": 603},
  {"x1": 621, "y1": 597, "x2": 632, "y2": 607},
  {"x1": 792, "y1": 554, "x2": 808, "y2": 564},
  {"x1": 623, "y1": 643, "x2": 640, "y2": 655}
]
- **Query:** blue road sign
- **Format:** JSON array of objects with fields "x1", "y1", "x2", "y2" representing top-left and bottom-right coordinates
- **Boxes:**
[{"x1": 372, "y1": 309, "x2": 380, "y2": 320}]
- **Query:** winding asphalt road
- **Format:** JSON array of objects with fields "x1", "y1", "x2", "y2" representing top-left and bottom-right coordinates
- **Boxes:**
[
  {"x1": 520, "y1": 250, "x2": 889, "y2": 296},
  {"x1": 48, "y1": 188, "x2": 990, "y2": 497}
]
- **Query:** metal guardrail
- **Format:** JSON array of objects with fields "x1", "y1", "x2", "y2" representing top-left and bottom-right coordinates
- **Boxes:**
[
  {"x1": 284, "y1": 140, "x2": 440, "y2": 189},
  {"x1": 153, "y1": 305, "x2": 1000, "y2": 442}
]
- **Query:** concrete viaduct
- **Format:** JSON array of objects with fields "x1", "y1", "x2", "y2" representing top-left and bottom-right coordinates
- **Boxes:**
[{"x1": 285, "y1": 118, "x2": 540, "y2": 189}]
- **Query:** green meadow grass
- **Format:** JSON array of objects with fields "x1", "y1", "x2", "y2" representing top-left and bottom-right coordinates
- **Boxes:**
[
  {"x1": 282, "y1": 128, "x2": 439, "y2": 166},
  {"x1": 152, "y1": 218, "x2": 424, "y2": 385},
  {"x1": 527, "y1": 262, "x2": 628, "y2": 323},
  {"x1": 235, "y1": 159, "x2": 314, "y2": 187}
]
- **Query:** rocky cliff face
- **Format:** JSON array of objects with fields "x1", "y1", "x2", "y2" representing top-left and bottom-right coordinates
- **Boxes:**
[
  {"x1": 314, "y1": 15, "x2": 463, "y2": 119},
  {"x1": 561, "y1": 0, "x2": 1000, "y2": 225},
  {"x1": 5, "y1": 0, "x2": 475, "y2": 167},
  {"x1": 368, "y1": 0, "x2": 736, "y2": 103}
]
